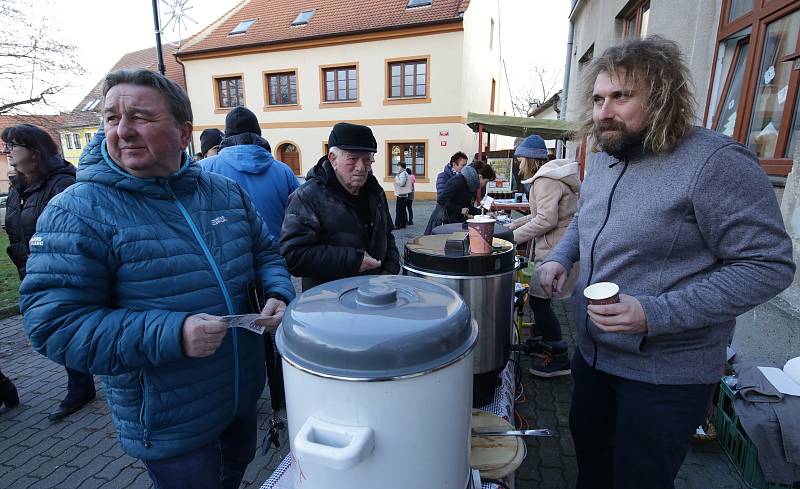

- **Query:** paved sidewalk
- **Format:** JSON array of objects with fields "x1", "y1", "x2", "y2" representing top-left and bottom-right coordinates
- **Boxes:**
[{"x1": 0, "y1": 199, "x2": 749, "y2": 488}]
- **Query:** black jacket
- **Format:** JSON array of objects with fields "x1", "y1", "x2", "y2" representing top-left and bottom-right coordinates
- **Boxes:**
[
  {"x1": 279, "y1": 157, "x2": 400, "y2": 290},
  {"x1": 424, "y1": 173, "x2": 481, "y2": 234},
  {"x1": 5, "y1": 157, "x2": 76, "y2": 279}
]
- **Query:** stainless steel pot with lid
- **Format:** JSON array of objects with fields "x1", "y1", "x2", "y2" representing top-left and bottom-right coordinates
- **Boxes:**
[{"x1": 402, "y1": 233, "x2": 517, "y2": 383}]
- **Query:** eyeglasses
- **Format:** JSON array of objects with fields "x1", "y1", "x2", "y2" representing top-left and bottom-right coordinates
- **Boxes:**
[{"x1": 1, "y1": 142, "x2": 29, "y2": 153}]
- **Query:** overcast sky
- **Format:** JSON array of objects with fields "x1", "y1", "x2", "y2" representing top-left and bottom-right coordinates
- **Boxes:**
[{"x1": 25, "y1": 0, "x2": 570, "y2": 113}]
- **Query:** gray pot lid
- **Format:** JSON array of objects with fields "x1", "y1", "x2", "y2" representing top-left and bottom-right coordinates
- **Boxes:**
[{"x1": 277, "y1": 275, "x2": 477, "y2": 381}]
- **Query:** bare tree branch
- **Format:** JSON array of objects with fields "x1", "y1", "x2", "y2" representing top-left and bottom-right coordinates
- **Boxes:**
[
  {"x1": 511, "y1": 65, "x2": 562, "y2": 118},
  {"x1": 0, "y1": 0, "x2": 84, "y2": 115}
]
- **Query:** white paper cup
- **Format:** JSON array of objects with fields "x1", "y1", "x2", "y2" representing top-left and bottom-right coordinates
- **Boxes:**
[{"x1": 583, "y1": 282, "x2": 620, "y2": 305}]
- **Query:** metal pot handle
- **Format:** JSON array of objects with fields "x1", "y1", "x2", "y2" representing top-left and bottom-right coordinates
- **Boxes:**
[{"x1": 294, "y1": 416, "x2": 374, "y2": 470}]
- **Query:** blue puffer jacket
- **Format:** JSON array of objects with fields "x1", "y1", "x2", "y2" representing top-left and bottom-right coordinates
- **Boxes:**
[
  {"x1": 202, "y1": 143, "x2": 299, "y2": 238},
  {"x1": 20, "y1": 132, "x2": 295, "y2": 460},
  {"x1": 435, "y1": 163, "x2": 457, "y2": 194}
]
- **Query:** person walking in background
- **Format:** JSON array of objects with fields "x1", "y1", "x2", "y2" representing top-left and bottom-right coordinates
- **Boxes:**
[
  {"x1": 506, "y1": 134, "x2": 580, "y2": 378},
  {"x1": 425, "y1": 160, "x2": 495, "y2": 234},
  {"x1": 1, "y1": 123, "x2": 95, "y2": 421},
  {"x1": 405, "y1": 167, "x2": 416, "y2": 225},
  {"x1": 198, "y1": 127, "x2": 224, "y2": 159},
  {"x1": 537, "y1": 37, "x2": 795, "y2": 489},
  {"x1": 435, "y1": 151, "x2": 468, "y2": 195},
  {"x1": 393, "y1": 161, "x2": 411, "y2": 229}
]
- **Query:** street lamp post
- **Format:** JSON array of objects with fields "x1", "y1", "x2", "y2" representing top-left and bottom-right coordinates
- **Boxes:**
[{"x1": 151, "y1": 0, "x2": 166, "y2": 75}]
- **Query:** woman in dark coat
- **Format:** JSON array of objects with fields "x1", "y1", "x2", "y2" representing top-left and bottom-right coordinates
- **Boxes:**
[
  {"x1": 1, "y1": 124, "x2": 95, "y2": 419},
  {"x1": 424, "y1": 160, "x2": 496, "y2": 234}
]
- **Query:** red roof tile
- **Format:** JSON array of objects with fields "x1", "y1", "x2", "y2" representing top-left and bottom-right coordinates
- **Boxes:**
[
  {"x1": 63, "y1": 45, "x2": 186, "y2": 129},
  {"x1": 179, "y1": 0, "x2": 469, "y2": 57}
]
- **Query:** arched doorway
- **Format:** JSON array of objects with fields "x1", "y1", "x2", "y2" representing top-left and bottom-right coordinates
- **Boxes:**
[{"x1": 278, "y1": 143, "x2": 300, "y2": 175}]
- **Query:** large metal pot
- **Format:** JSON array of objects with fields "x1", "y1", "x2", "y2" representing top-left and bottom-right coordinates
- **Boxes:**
[
  {"x1": 277, "y1": 275, "x2": 478, "y2": 489},
  {"x1": 402, "y1": 233, "x2": 517, "y2": 378}
]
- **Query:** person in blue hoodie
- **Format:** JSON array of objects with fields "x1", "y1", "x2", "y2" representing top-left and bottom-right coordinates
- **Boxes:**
[
  {"x1": 202, "y1": 107, "x2": 299, "y2": 239},
  {"x1": 19, "y1": 69, "x2": 295, "y2": 489}
]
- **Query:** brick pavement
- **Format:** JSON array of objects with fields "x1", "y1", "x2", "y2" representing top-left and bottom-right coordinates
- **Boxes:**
[{"x1": 0, "y1": 199, "x2": 748, "y2": 488}]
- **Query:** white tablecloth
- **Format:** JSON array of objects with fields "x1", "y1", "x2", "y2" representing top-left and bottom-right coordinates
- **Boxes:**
[{"x1": 260, "y1": 361, "x2": 517, "y2": 489}]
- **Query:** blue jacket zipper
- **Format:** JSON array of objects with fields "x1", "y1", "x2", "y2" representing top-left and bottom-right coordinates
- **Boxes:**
[
  {"x1": 165, "y1": 182, "x2": 241, "y2": 416},
  {"x1": 139, "y1": 370, "x2": 152, "y2": 448}
]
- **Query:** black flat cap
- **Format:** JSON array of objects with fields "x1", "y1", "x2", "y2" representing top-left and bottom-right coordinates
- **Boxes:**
[
  {"x1": 225, "y1": 106, "x2": 261, "y2": 137},
  {"x1": 200, "y1": 128, "x2": 224, "y2": 155},
  {"x1": 328, "y1": 122, "x2": 377, "y2": 153}
]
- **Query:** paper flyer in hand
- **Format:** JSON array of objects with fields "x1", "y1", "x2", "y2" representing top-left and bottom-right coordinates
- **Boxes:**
[{"x1": 221, "y1": 314, "x2": 266, "y2": 335}]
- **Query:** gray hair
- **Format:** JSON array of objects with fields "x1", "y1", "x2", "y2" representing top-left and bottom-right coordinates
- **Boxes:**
[{"x1": 102, "y1": 69, "x2": 193, "y2": 126}]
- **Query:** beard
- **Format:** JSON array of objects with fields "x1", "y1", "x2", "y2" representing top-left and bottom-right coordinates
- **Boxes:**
[{"x1": 593, "y1": 120, "x2": 645, "y2": 157}]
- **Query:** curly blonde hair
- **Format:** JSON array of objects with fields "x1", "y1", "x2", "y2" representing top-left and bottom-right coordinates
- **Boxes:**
[{"x1": 580, "y1": 36, "x2": 696, "y2": 155}]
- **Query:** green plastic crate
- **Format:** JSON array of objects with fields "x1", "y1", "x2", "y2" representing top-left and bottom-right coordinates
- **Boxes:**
[{"x1": 713, "y1": 380, "x2": 800, "y2": 489}]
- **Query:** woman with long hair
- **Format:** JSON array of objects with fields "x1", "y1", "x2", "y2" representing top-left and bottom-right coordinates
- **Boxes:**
[
  {"x1": 425, "y1": 160, "x2": 495, "y2": 234},
  {"x1": 1, "y1": 124, "x2": 95, "y2": 419},
  {"x1": 506, "y1": 134, "x2": 580, "y2": 377}
]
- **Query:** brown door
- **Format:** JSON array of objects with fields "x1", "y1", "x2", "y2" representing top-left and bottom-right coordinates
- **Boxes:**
[{"x1": 279, "y1": 143, "x2": 300, "y2": 175}]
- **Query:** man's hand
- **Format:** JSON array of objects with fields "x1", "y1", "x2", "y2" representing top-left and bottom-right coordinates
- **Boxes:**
[
  {"x1": 537, "y1": 261, "x2": 567, "y2": 298},
  {"x1": 182, "y1": 313, "x2": 228, "y2": 358},
  {"x1": 359, "y1": 253, "x2": 381, "y2": 272},
  {"x1": 255, "y1": 298, "x2": 288, "y2": 332},
  {"x1": 587, "y1": 294, "x2": 647, "y2": 334}
]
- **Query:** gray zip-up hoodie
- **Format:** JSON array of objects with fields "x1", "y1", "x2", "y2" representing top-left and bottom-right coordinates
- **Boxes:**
[{"x1": 547, "y1": 127, "x2": 795, "y2": 385}]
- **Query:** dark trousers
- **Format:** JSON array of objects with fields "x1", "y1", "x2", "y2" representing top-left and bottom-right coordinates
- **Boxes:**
[
  {"x1": 394, "y1": 196, "x2": 408, "y2": 228},
  {"x1": 144, "y1": 412, "x2": 257, "y2": 489},
  {"x1": 570, "y1": 353, "x2": 715, "y2": 489},
  {"x1": 264, "y1": 333, "x2": 285, "y2": 411},
  {"x1": 529, "y1": 296, "x2": 562, "y2": 342},
  {"x1": 64, "y1": 367, "x2": 95, "y2": 405},
  {"x1": 404, "y1": 198, "x2": 414, "y2": 224}
]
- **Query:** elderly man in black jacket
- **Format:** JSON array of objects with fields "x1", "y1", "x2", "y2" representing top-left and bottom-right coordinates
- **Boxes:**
[{"x1": 280, "y1": 122, "x2": 400, "y2": 291}]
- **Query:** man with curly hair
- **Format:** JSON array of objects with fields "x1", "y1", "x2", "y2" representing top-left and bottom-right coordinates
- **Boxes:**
[{"x1": 537, "y1": 36, "x2": 795, "y2": 489}]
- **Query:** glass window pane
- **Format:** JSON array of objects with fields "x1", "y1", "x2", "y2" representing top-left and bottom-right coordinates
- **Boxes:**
[
  {"x1": 348, "y1": 69, "x2": 356, "y2": 81},
  {"x1": 746, "y1": 11, "x2": 800, "y2": 158},
  {"x1": 326, "y1": 81, "x2": 334, "y2": 92},
  {"x1": 639, "y1": 6, "x2": 649, "y2": 37},
  {"x1": 348, "y1": 79, "x2": 356, "y2": 90},
  {"x1": 416, "y1": 145, "x2": 424, "y2": 158},
  {"x1": 418, "y1": 84, "x2": 426, "y2": 96},
  {"x1": 728, "y1": 0, "x2": 754, "y2": 23},
  {"x1": 391, "y1": 64, "x2": 401, "y2": 77},
  {"x1": 338, "y1": 88, "x2": 346, "y2": 100},
  {"x1": 785, "y1": 91, "x2": 800, "y2": 158},
  {"x1": 391, "y1": 86, "x2": 401, "y2": 97},
  {"x1": 327, "y1": 90, "x2": 335, "y2": 101},
  {"x1": 417, "y1": 63, "x2": 426, "y2": 74},
  {"x1": 416, "y1": 73, "x2": 426, "y2": 86},
  {"x1": 326, "y1": 71, "x2": 334, "y2": 83},
  {"x1": 714, "y1": 43, "x2": 749, "y2": 137}
]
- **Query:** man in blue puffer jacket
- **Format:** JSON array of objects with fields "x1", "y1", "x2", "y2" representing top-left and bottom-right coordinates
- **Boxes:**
[{"x1": 20, "y1": 69, "x2": 295, "y2": 489}]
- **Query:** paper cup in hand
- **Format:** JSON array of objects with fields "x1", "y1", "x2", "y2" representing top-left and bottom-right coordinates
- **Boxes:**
[
  {"x1": 467, "y1": 216, "x2": 495, "y2": 254},
  {"x1": 583, "y1": 282, "x2": 620, "y2": 305}
]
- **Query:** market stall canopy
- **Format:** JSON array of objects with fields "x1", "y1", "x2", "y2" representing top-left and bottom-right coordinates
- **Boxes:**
[{"x1": 467, "y1": 112, "x2": 578, "y2": 140}]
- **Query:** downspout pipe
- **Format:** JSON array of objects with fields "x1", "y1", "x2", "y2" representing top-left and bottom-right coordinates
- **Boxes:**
[{"x1": 557, "y1": 0, "x2": 578, "y2": 158}]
